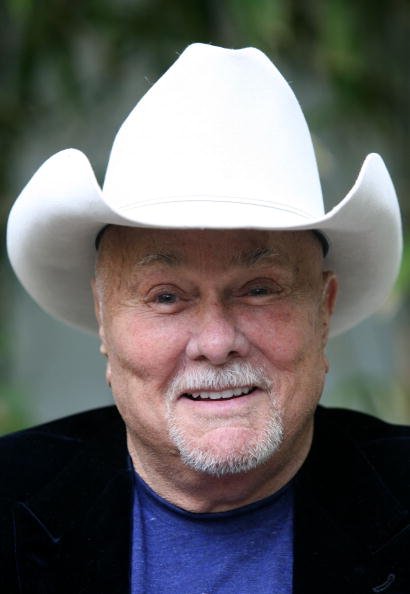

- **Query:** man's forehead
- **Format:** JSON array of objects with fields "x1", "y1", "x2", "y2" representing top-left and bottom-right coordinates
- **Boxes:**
[
  {"x1": 98, "y1": 226, "x2": 323, "y2": 272},
  {"x1": 136, "y1": 245, "x2": 286, "y2": 269}
]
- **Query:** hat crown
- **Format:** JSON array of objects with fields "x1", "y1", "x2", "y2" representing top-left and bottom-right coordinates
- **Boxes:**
[{"x1": 103, "y1": 43, "x2": 324, "y2": 223}]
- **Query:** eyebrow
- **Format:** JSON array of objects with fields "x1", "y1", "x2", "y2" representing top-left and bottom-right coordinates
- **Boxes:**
[
  {"x1": 136, "y1": 252, "x2": 180, "y2": 267},
  {"x1": 230, "y1": 247, "x2": 285, "y2": 267}
]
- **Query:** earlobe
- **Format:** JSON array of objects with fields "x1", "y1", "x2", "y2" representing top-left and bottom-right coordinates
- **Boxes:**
[
  {"x1": 91, "y1": 277, "x2": 109, "y2": 358},
  {"x1": 105, "y1": 360, "x2": 112, "y2": 388},
  {"x1": 91, "y1": 278, "x2": 112, "y2": 388},
  {"x1": 91, "y1": 278, "x2": 102, "y2": 325}
]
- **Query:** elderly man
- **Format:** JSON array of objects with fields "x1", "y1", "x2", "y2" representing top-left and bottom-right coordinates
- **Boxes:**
[{"x1": 2, "y1": 44, "x2": 409, "y2": 593}]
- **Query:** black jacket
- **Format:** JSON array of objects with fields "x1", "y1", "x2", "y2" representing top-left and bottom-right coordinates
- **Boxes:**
[{"x1": 0, "y1": 405, "x2": 409, "y2": 593}]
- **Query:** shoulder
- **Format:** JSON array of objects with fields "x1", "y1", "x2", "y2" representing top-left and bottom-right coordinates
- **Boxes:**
[
  {"x1": 0, "y1": 405, "x2": 123, "y2": 455},
  {"x1": 315, "y1": 405, "x2": 410, "y2": 448},
  {"x1": 313, "y1": 405, "x2": 409, "y2": 504},
  {"x1": 0, "y1": 405, "x2": 124, "y2": 502}
]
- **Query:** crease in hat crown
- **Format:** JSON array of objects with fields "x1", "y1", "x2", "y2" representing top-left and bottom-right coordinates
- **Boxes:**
[
  {"x1": 6, "y1": 42, "x2": 402, "y2": 336},
  {"x1": 102, "y1": 42, "x2": 325, "y2": 225}
]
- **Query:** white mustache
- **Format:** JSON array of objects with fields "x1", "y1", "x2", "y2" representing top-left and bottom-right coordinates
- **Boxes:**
[{"x1": 166, "y1": 361, "x2": 273, "y2": 402}]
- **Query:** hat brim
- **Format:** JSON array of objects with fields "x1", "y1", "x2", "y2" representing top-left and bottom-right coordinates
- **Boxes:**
[{"x1": 7, "y1": 149, "x2": 402, "y2": 336}]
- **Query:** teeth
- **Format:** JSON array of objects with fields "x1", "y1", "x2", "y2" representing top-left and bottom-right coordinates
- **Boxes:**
[{"x1": 187, "y1": 386, "x2": 253, "y2": 400}]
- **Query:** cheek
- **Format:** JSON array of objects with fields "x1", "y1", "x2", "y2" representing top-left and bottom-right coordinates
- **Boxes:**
[
  {"x1": 105, "y1": 314, "x2": 188, "y2": 447},
  {"x1": 245, "y1": 307, "x2": 327, "y2": 433},
  {"x1": 106, "y1": 312, "x2": 188, "y2": 386},
  {"x1": 242, "y1": 304, "x2": 322, "y2": 369}
]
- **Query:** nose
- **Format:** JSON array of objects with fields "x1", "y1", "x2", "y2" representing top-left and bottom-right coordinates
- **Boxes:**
[{"x1": 186, "y1": 303, "x2": 250, "y2": 365}]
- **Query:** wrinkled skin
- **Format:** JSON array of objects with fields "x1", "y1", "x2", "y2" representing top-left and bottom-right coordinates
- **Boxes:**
[{"x1": 93, "y1": 227, "x2": 337, "y2": 512}]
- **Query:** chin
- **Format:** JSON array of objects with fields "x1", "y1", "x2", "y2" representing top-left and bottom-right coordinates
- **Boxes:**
[{"x1": 168, "y1": 419, "x2": 284, "y2": 477}]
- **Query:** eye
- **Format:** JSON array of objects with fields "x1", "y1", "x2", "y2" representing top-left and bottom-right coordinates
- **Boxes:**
[
  {"x1": 155, "y1": 292, "x2": 178, "y2": 304},
  {"x1": 144, "y1": 285, "x2": 190, "y2": 313},
  {"x1": 237, "y1": 278, "x2": 284, "y2": 302},
  {"x1": 248, "y1": 286, "x2": 272, "y2": 297}
]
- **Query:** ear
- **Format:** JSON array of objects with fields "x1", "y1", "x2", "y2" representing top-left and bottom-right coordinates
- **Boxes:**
[
  {"x1": 320, "y1": 271, "x2": 338, "y2": 343},
  {"x1": 91, "y1": 278, "x2": 106, "y2": 351},
  {"x1": 91, "y1": 279, "x2": 112, "y2": 386},
  {"x1": 323, "y1": 271, "x2": 338, "y2": 314}
]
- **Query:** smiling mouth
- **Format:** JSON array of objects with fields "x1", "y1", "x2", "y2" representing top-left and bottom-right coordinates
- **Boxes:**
[{"x1": 181, "y1": 386, "x2": 257, "y2": 401}]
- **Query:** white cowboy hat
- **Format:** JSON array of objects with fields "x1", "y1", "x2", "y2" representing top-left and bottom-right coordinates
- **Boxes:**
[{"x1": 7, "y1": 43, "x2": 402, "y2": 337}]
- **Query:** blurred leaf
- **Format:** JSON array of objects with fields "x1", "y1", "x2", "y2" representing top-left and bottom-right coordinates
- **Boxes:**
[
  {"x1": 396, "y1": 236, "x2": 410, "y2": 295},
  {"x1": 227, "y1": 0, "x2": 291, "y2": 49},
  {"x1": 5, "y1": 0, "x2": 33, "y2": 19}
]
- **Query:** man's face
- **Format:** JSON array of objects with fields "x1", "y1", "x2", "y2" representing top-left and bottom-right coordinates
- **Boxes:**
[{"x1": 94, "y1": 228, "x2": 337, "y2": 478}]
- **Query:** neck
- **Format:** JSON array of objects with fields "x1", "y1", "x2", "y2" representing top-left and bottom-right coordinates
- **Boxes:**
[{"x1": 126, "y1": 421, "x2": 313, "y2": 513}]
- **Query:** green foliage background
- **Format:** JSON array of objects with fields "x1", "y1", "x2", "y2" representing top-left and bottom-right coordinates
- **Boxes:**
[{"x1": 1, "y1": 0, "x2": 409, "y2": 433}]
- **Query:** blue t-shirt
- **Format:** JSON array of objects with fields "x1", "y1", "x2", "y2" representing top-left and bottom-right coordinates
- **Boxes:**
[{"x1": 131, "y1": 472, "x2": 294, "y2": 594}]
